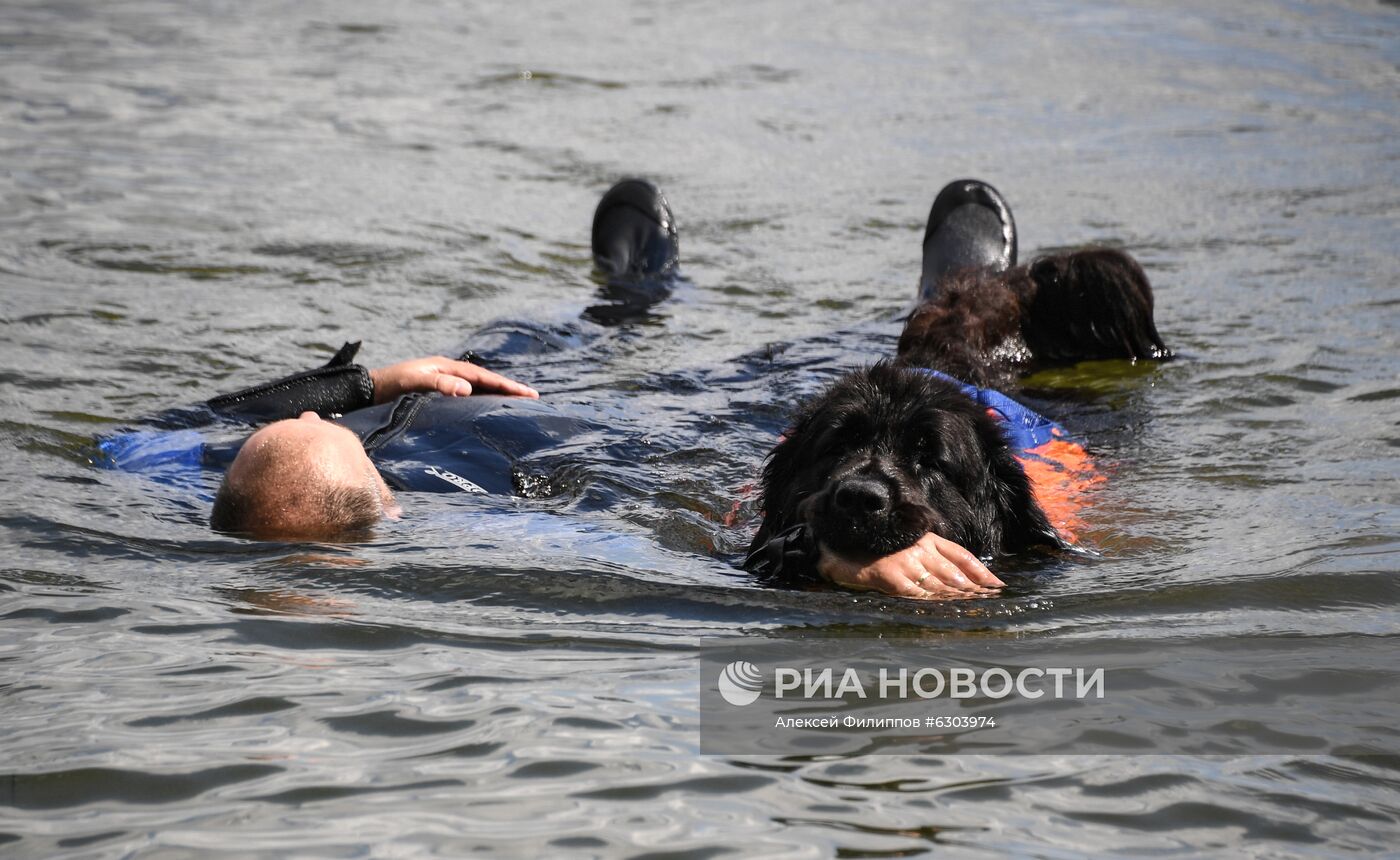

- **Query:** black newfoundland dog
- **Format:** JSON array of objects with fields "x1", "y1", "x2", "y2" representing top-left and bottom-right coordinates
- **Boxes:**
[{"x1": 746, "y1": 180, "x2": 1171, "y2": 583}]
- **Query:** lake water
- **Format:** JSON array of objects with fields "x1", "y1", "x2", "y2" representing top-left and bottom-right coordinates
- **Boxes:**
[{"x1": 2, "y1": 0, "x2": 1398, "y2": 856}]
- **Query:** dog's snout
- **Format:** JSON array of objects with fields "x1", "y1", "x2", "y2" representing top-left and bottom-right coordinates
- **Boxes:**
[{"x1": 834, "y1": 478, "x2": 891, "y2": 515}]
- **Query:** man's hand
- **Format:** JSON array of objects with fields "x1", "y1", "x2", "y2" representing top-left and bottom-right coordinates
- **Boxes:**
[
  {"x1": 816, "y1": 532, "x2": 1004, "y2": 600},
  {"x1": 369, "y1": 357, "x2": 539, "y2": 404}
]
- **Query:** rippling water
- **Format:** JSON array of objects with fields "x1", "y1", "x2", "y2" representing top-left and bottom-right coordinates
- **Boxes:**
[{"x1": 2, "y1": 0, "x2": 1398, "y2": 856}]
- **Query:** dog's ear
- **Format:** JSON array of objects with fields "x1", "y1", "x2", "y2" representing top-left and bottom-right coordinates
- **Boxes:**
[
  {"x1": 972, "y1": 417, "x2": 1066, "y2": 554},
  {"x1": 749, "y1": 423, "x2": 806, "y2": 558}
]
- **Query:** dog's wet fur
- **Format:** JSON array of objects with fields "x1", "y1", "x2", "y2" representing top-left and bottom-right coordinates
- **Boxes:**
[
  {"x1": 898, "y1": 248, "x2": 1170, "y2": 390},
  {"x1": 751, "y1": 362, "x2": 1062, "y2": 564},
  {"x1": 749, "y1": 248, "x2": 1171, "y2": 573}
]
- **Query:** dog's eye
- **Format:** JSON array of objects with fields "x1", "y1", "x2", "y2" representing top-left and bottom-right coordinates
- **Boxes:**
[
  {"x1": 810, "y1": 427, "x2": 845, "y2": 457},
  {"x1": 821, "y1": 419, "x2": 870, "y2": 453}
]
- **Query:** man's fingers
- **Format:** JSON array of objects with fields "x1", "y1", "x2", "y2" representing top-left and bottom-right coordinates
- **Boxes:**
[
  {"x1": 903, "y1": 550, "x2": 996, "y2": 596},
  {"x1": 818, "y1": 537, "x2": 1003, "y2": 601},
  {"x1": 900, "y1": 576, "x2": 986, "y2": 601},
  {"x1": 927, "y1": 533, "x2": 1004, "y2": 587},
  {"x1": 902, "y1": 559, "x2": 998, "y2": 601},
  {"x1": 921, "y1": 554, "x2": 980, "y2": 592},
  {"x1": 907, "y1": 584, "x2": 998, "y2": 601},
  {"x1": 372, "y1": 357, "x2": 539, "y2": 401},
  {"x1": 444, "y1": 360, "x2": 539, "y2": 398},
  {"x1": 434, "y1": 374, "x2": 472, "y2": 397}
]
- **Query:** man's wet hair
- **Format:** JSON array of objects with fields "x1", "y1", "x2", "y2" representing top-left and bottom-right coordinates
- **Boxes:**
[{"x1": 210, "y1": 476, "x2": 380, "y2": 539}]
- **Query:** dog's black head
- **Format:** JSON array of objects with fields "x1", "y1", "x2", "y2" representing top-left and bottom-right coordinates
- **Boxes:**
[{"x1": 750, "y1": 362, "x2": 1061, "y2": 573}]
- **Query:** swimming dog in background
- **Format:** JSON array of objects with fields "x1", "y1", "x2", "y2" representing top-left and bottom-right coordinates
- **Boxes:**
[{"x1": 746, "y1": 180, "x2": 1173, "y2": 590}]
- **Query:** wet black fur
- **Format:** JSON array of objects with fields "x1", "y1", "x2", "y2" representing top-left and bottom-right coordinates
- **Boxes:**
[
  {"x1": 897, "y1": 248, "x2": 1172, "y2": 388},
  {"x1": 748, "y1": 362, "x2": 1062, "y2": 573}
]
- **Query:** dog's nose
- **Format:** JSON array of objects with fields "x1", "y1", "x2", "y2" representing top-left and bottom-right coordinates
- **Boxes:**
[{"x1": 834, "y1": 478, "x2": 891, "y2": 515}]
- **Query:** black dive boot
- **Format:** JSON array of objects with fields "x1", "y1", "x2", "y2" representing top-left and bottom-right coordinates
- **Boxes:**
[
  {"x1": 918, "y1": 179, "x2": 1016, "y2": 303},
  {"x1": 591, "y1": 178, "x2": 679, "y2": 279},
  {"x1": 586, "y1": 179, "x2": 681, "y2": 325}
]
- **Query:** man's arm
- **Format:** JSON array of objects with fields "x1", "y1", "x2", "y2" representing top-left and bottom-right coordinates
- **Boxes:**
[
  {"x1": 202, "y1": 341, "x2": 376, "y2": 425},
  {"x1": 159, "y1": 342, "x2": 538, "y2": 428},
  {"x1": 102, "y1": 344, "x2": 540, "y2": 475}
]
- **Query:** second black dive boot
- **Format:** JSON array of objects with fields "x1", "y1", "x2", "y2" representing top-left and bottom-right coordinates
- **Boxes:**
[
  {"x1": 591, "y1": 178, "x2": 679, "y2": 279},
  {"x1": 918, "y1": 179, "x2": 1017, "y2": 303}
]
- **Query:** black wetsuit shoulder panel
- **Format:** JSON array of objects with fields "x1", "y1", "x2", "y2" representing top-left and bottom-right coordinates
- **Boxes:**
[{"x1": 334, "y1": 395, "x2": 603, "y2": 495}]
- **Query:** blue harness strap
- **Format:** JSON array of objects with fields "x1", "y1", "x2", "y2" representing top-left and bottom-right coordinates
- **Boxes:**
[{"x1": 915, "y1": 369, "x2": 1067, "y2": 452}]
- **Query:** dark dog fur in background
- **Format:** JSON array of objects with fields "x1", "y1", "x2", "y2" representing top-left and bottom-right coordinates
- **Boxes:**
[
  {"x1": 897, "y1": 248, "x2": 1171, "y2": 389},
  {"x1": 747, "y1": 201, "x2": 1173, "y2": 580}
]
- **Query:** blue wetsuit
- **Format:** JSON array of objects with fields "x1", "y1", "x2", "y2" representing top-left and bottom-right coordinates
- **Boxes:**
[
  {"x1": 96, "y1": 339, "x2": 616, "y2": 496},
  {"x1": 98, "y1": 394, "x2": 609, "y2": 498},
  {"x1": 94, "y1": 348, "x2": 698, "y2": 570}
]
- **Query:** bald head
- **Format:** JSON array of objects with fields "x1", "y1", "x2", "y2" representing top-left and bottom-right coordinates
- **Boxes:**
[{"x1": 211, "y1": 413, "x2": 393, "y2": 540}]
